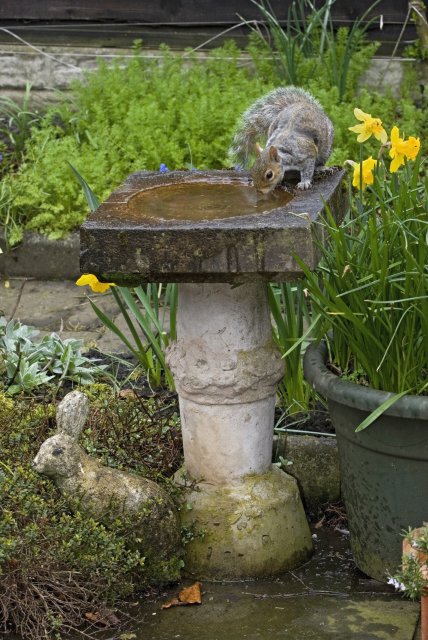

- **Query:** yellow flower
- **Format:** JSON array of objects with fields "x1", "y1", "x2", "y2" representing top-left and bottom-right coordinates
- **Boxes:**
[
  {"x1": 349, "y1": 156, "x2": 378, "y2": 189},
  {"x1": 389, "y1": 126, "x2": 421, "y2": 173},
  {"x1": 76, "y1": 274, "x2": 115, "y2": 293},
  {"x1": 349, "y1": 108, "x2": 388, "y2": 144}
]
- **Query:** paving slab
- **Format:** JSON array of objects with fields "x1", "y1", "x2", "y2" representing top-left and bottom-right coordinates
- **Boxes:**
[
  {"x1": 0, "y1": 278, "x2": 142, "y2": 353},
  {"x1": 95, "y1": 311, "x2": 138, "y2": 353},
  {"x1": 0, "y1": 278, "x2": 26, "y2": 317},
  {"x1": 135, "y1": 592, "x2": 417, "y2": 640},
  {"x1": 113, "y1": 529, "x2": 419, "y2": 640},
  {"x1": 1, "y1": 278, "x2": 117, "y2": 328},
  {"x1": 10, "y1": 280, "x2": 116, "y2": 331}
]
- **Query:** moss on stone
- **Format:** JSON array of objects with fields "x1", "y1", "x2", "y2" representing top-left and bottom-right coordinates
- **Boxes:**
[
  {"x1": 176, "y1": 465, "x2": 313, "y2": 579},
  {"x1": 275, "y1": 434, "x2": 341, "y2": 514}
]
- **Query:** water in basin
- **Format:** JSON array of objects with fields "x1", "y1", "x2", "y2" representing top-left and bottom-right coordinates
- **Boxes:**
[{"x1": 126, "y1": 181, "x2": 294, "y2": 222}]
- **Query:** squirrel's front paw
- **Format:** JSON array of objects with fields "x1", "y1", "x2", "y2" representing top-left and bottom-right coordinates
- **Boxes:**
[{"x1": 297, "y1": 180, "x2": 312, "y2": 190}]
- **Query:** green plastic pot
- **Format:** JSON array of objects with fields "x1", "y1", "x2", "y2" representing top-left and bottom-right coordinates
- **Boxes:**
[{"x1": 303, "y1": 341, "x2": 428, "y2": 582}]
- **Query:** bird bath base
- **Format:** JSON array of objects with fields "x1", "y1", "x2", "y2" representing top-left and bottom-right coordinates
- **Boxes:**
[
  {"x1": 167, "y1": 281, "x2": 313, "y2": 579},
  {"x1": 176, "y1": 466, "x2": 311, "y2": 580}
]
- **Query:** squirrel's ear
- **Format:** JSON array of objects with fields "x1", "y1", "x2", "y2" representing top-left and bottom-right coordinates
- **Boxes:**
[
  {"x1": 255, "y1": 142, "x2": 264, "y2": 157},
  {"x1": 56, "y1": 390, "x2": 90, "y2": 439},
  {"x1": 269, "y1": 146, "x2": 280, "y2": 162}
]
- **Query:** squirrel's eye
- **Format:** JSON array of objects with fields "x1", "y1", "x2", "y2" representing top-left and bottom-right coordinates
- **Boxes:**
[
  {"x1": 265, "y1": 170, "x2": 274, "y2": 180},
  {"x1": 52, "y1": 447, "x2": 63, "y2": 456}
]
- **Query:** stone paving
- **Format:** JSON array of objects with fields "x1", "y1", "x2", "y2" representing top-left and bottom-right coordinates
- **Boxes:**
[
  {"x1": 0, "y1": 276, "x2": 422, "y2": 639},
  {"x1": 99, "y1": 528, "x2": 421, "y2": 640},
  {"x1": 1, "y1": 276, "x2": 130, "y2": 353}
]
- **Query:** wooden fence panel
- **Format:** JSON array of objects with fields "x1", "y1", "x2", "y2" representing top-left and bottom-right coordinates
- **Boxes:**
[
  {"x1": 0, "y1": 0, "x2": 416, "y2": 24},
  {"x1": 0, "y1": 0, "x2": 424, "y2": 53}
]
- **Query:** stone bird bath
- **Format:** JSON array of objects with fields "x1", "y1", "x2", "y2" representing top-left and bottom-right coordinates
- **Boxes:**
[{"x1": 80, "y1": 169, "x2": 345, "y2": 580}]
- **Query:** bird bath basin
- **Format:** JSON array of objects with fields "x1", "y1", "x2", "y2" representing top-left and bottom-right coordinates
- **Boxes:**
[
  {"x1": 80, "y1": 169, "x2": 345, "y2": 285},
  {"x1": 126, "y1": 180, "x2": 294, "y2": 221},
  {"x1": 80, "y1": 169, "x2": 346, "y2": 580}
]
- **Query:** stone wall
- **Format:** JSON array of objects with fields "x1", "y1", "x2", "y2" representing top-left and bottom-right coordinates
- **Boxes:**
[{"x1": 0, "y1": 42, "x2": 416, "y2": 103}]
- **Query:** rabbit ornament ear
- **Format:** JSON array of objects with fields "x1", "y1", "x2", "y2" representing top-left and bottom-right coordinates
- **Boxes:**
[{"x1": 56, "y1": 391, "x2": 90, "y2": 440}]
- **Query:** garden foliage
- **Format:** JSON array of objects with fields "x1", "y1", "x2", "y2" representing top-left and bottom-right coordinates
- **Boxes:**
[
  {"x1": 0, "y1": 386, "x2": 183, "y2": 639},
  {"x1": 1, "y1": 11, "x2": 427, "y2": 634},
  {"x1": 0, "y1": 316, "x2": 106, "y2": 394},
  {"x1": 1, "y1": 43, "x2": 269, "y2": 244},
  {"x1": 297, "y1": 113, "x2": 427, "y2": 398},
  {"x1": 1, "y1": 26, "x2": 426, "y2": 245}
]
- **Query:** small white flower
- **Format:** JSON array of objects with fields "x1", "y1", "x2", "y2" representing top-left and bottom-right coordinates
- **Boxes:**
[{"x1": 387, "y1": 577, "x2": 406, "y2": 591}]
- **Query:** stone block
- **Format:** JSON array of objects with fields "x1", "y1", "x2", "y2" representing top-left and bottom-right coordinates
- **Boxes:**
[
  {"x1": 274, "y1": 434, "x2": 341, "y2": 513},
  {"x1": 0, "y1": 232, "x2": 80, "y2": 280}
]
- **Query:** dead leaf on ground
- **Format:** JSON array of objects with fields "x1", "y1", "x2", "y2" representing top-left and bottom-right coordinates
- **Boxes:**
[
  {"x1": 161, "y1": 581, "x2": 202, "y2": 609},
  {"x1": 119, "y1": 389, "x2": 139, "y2": 399},
  {"x1": 84, "y1": 609, "x2": 120, "y2": 626}
]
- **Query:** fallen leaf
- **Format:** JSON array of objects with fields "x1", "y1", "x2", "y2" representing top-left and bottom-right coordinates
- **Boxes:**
[
  {"x1": 314, "y1": 515, "x2": 325, "y2": 529},
  {"x1": 161, "y1": 581, "x2": 202, "y2": 609},
  {"x1": 161, "y1": 598, "x2": 182, "y2": 609},
  {"x1": 119, "y1": 633, "x2": 137, "y2": 640},
  {"x1": 178, "y1": 582, "x2": 202, "y2": 604},
  {"x1": 84, "y1": 610, "x2": 120, "y2": 627},
  {"x1": 119, "y1": 389, "x2": 138, "y2": 399}
]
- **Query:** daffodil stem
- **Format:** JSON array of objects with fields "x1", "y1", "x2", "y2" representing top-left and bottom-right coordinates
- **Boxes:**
[{"x1": 357, "y1": 142, "x2": 364, "y2": 214}]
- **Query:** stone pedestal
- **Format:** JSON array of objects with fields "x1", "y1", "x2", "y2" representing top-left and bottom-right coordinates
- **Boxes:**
[
  {"x1": 80, "y1": 169, "x2": 346, "y2": 580},
  {"x1": 167, "y1": 282, "x2": 313, "y2": 579}
]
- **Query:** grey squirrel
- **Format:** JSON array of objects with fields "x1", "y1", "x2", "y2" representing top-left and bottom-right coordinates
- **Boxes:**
[{"x1": 229, "y1": 87, "x2": 334, "y2": 194}]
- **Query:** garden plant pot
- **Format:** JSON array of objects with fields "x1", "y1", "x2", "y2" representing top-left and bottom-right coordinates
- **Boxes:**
[{"x1": 303, "y1": 341, "x2": 428, "y2": 583}]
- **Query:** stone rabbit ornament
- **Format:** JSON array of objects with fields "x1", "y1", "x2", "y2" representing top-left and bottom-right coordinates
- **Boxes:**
[{"x1": 33, "y1": 390, "x2": 181, "y2": 558}]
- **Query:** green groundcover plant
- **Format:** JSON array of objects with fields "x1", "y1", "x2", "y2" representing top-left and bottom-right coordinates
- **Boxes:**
[{"x1": 0, "y1": 316, "x2": 107, "y2": 394}]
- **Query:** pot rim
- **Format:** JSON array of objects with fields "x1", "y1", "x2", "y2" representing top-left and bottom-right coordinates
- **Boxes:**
[{"x1": 303, "y1": 341, "x2": 428, "y2": 419}]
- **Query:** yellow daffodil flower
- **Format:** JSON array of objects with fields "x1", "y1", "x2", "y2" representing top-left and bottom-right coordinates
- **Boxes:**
[
  {"x1": 389, "y1": 126, "x2": 421, "y2": 173},
  {"x1": 349, "y1": 108, "x2": 388, "y2": 144},
  {"x1": 76, "y1": 274, "x2": 115, "y2": 293},
  {"x1": 348, "y1": 156, "x2": 378, "y2": 189}
]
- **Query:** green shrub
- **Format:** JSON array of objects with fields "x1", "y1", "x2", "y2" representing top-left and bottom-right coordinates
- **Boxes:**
[
  {"x1": 82, "y1": 384, "x2": 182, "y2": 482},
  {"x1": 2, "y1": 43, "x2": 270, "y2": 245}
]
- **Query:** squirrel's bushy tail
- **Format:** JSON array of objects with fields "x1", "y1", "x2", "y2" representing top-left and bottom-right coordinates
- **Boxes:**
[{"x1": 229, "y1": 86, "x2": 320, "y2": 167}]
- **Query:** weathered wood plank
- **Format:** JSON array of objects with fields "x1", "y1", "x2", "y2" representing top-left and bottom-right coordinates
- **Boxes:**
[
  {"x1": 0, "y1": 0, "x2": 419, "y2": 24},
  {"x1": 0, "y1": 22, "x2": 417, "y2": 55}
]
